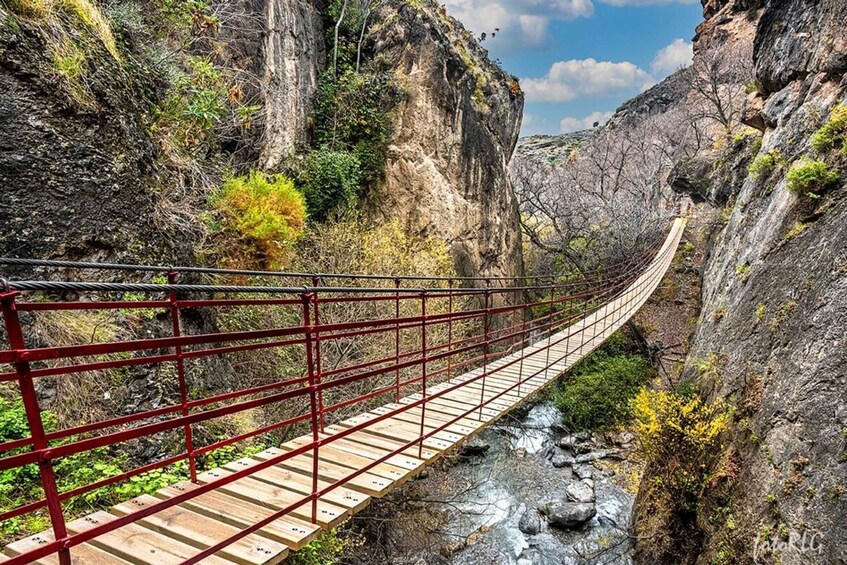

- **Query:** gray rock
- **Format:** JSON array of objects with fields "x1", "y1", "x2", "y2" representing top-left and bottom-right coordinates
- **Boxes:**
[
  {"x1": 539, "y1": 501, "x2": 597, "y2": 529},
  {"x1": 556, "y1": 436, "x2": 577, "y2": 450},
  {"x1": 518, "y1": 510, "x2": 543, "y2": 535},
  {"x1": 566, "y1": 481, "x2": 596, "y2": 503},
  {"x1": 574, "y1": 449, "x2": 624, "y2": 463},
  {"x1": 551, "y1": 453, "x2": 576, "y2": 468},
  {"x1": 459, "y1": 440, "x2": 491, "y2": 457},
  {"x1": 573, "y1": 464, "x2": 594, "y2": 480}
]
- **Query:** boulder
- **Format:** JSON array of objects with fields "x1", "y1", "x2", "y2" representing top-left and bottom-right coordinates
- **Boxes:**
[
  {"x1": 556, "y1": 435, "x2": 577, "y2": 450},
  {"x1": 539, "y1": 501, "x2": 596, "y2": 529},
  {"x1": 459, "y1": 440, "x2": 491, "y2": 457},
  {"x1": 518, "y1": 510, "x2": 543, "y2": 535},
  {"x1": 573, "y1": 464, "x2": 594, "y2": 480},
  {"x1": 551, "y1": 453, "x2": 576, "y2": 468},
  {"x1": 566, "y1": 481, "x2": 596, "y2": 503}
]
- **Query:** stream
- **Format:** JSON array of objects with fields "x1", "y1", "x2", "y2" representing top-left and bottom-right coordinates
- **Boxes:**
[{"x1": 350, "y1": 402, "x2": 641, "y2": 564}]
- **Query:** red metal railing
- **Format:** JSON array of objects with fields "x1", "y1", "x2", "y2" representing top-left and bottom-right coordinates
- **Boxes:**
[{"x1": 0, "y1": 221, "x2": 680, "y2": 565}]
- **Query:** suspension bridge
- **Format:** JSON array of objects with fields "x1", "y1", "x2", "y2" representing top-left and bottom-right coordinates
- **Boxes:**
[{"x1": 0, "y1": 216, "x2": 686, "y2": 565}]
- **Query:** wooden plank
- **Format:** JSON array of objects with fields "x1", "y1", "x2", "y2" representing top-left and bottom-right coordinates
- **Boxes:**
[
  {"x1": 222, "y1": 458, "x2": 370, "y2": 512},
  {"x1": 195, "y1": 469, "x2": 349, "y2": 528},
  {"x1": 323, "y1": 425, "x2": 440, "y2": 461},
  {"x1": 380, "y1": 403, "x2": 484, "y2": 430},
  {"x1": 371, "y1": 405, "x2": 481, "y2": 437},
  {"x1": 111, "y1": 495, "x2": 287, "y2": 565},
  {"x1": 156, "y1": 483, "x2": 319, "y2": 550},
  {"x1": 397, "y1": 396, "x2": 500, "y2": 422},
  {"x1": 4, "y1": 532, "x2": 132, "y2": 565},
  {"x1": 337, "y1": 415, "x2": 462, "y2": 451},
  {"x1": 314, "y1": 433, "x2": 427, "y2": 470},
  {"x1": 277, "y1": 439, "x2": 415, "y2": 481},
  {"x1": 66, "y1": 511, "x2": 233, "y2": 565},
  {"x1": 251, "y1": 449, "x2": 395, "y2": 497}
]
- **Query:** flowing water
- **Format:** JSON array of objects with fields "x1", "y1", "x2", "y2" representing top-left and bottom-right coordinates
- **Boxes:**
[{"x1": 362, "y1": 402, "x2": 638, "y2": 564}]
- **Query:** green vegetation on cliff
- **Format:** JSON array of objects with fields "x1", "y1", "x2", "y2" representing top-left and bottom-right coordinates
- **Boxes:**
[{"x1": 552, "y1": 333, "x2": 654, "y2": 431}]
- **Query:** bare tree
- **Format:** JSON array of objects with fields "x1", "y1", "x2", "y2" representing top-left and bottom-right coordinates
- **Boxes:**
[
  {"x1": 513, "y1": 108, "x2": 697, "y2": 277},
  {"x1": 687, "y1": 39, "x2": 755, "y2": 133},
  {"x1": 356, "y1": 0, "x2": 385, "y2": 72},
  {"x1": 333, "y1": 0, "x2": 350, "y2": 75}
]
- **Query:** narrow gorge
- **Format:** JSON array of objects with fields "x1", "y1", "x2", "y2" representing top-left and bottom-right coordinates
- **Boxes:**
[{"x1": 0, "y1": 0, "x2": 845, "y2": 564}]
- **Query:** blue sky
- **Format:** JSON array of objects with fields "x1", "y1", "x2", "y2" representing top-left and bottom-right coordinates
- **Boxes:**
[{"x1": 443, "y1": 0, "x2": 704, "y2": 136}]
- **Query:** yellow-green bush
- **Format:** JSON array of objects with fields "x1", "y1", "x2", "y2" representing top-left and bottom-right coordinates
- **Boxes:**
[
  {"x1": 748, "y1": 149, "x2": 786, "y2": 178},
  {"x1": 811, "y1": 105, "x2": 847, "y2": 155},
  {"x1": 210, "y1": 171, "x2": 307, "y2": 267},
  {"x1": 7, "y1": 0, "x2": 119, "y2": 60},
  {"x1": 785, "y1": 158, "x2": 840, "y2": 197},
  {"x1": 632, "y1": 389, "x2": 730, "y2": 504}
]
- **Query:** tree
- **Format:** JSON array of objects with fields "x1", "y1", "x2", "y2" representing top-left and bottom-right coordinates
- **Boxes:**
[
  {"x1": 512, "y1": 106, "x2": 699, "y2": 277},
  {"x1": 687, "y1": 40, "x2": 755, "y2": 133},
  {"x1": 356, "y1": 0, "x2": 385, "y2": 73}
]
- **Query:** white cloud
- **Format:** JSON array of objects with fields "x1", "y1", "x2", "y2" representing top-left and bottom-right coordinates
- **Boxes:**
[
  {"x1": 443, "y1": 0, "x2": 594, "y2": 47},
  {"x1": 560, "y1": 111, "x2": 614, "y2": 133},
  {"x1": 651, "y1": 38, "x2": 693, "y2": 76},
  {"x1": 598, "y1": 0, "x2": 698, "y2": 5},
  {"x1": 521, "y1": 58, "x2": 655, "y2": 102}
]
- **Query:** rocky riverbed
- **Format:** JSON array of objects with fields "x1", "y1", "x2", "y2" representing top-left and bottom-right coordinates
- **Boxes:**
[{"x1": 344, "y1": 403, "x2": 643, "y2": 564}]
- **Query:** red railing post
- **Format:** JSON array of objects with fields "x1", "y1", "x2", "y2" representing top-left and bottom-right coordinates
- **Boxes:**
[
  {"x1": 479, "y1": 282, "x2": 491, "y2": 420},
  {"x1": 544, "y1": 279, "x2": 555, "y2": 379},
  {"x1": 517, "y1": 281, "x2": 528, "y2": 397},
  {"x1": 301, "y1": 292, "x2": 320, "y2": 524},
  {"x1": 418, "y1": 292, "x2": 428, "y2": 459},
  {"x1": 394, "y1": 278, "x2": 401, "y2": 402},
  {"x1": 167, "y1": 270, "x2": 197, "y2": 483},
  {"x1": 446, "y1": 278, "x2": 453, "y2": 382},
  {"x1": 311, "y1": 276, "x2": 325, "y2": 432},
  {"x1": 0, "y1": 288, "x2": 72, "y2": 565}
]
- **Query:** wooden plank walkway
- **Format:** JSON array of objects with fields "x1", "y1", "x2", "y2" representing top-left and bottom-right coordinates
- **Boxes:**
[{"x1": 3, "y1": 219, "x2": 686, "y2": 564}]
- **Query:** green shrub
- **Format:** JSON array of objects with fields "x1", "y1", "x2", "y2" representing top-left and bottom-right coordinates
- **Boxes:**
[
  {"x1": 785, "y1": 158, "x2": 840, "y2": 197},
  {"x1": 811, "y1": 105, "x2": 847, "y2": 155},
  {"x1": 289, "y1": 529, "x2": 346, "y2": 565},
  {"x1": 312, "y1": 70, "x2": 404, "y2": 185},
  {"x1": 748, "y1": 149, "x2": 786, "y2": 178},
  {"x1": 210, "y1": 171, "x2": 307, "y2": 266},
  {"x1": 153, "y1": 56, "x2": 229, "y2": 150},
  {"x1": 6, "y1": 0, "x2": 53, "y2": 19},
  {"x1": 552, "y1": 335, "x2": 653, "y2": 431},
  {"x1": 298, "y1": 149, "x2": 362, "y2": 223}
]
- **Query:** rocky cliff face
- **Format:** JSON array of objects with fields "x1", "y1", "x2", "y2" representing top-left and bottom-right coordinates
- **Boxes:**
[
  {"x1": 365, "y1": 1, "x2": 524, "y2": 280},
  {"x1": 0, "y1": 0, "x2": 522, "y2": 282},
  {"x1": 260, "y1": 0, "x2": 324, "y2": 169},
  {"x1": 635, "y1": 0, "x2": 847, "y2": 562},
  {"x1": 0, "y1": 7, "x2": 168, "y2": 266}
]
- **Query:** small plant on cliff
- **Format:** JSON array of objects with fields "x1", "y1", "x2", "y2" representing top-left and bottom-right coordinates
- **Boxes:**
[
  {"x1": 50, "y1": 37, "x2": 91, "y2": 105},
  {"x1": 632, "y1": 389, "x2": 731, "y2": 507},
  {"x1": 748, "y1": 149, "x2": 786, "y2": 178},
  {"x1": 785, "y1": 158, "x2": 840, "y2": 198},
  {"x1": 811, "y1": 105, "x2": 847, "y2": 155},
  {"x1": 153, "y1": 56, "x2": 229, "y2": 150},
  {"x1": 210, "y1": 171, "x2": 307, "y2": 266}
]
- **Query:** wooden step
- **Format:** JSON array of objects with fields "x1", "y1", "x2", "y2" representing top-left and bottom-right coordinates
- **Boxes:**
[
  {"x1": 66, "y1": 511, "x2": 233, "y2": 565},
  {"x1": 195, "y1": 469, "x2": 349, "y2": 528},
  {"x1": 4, "y1": 532, "x2": 132, "y2": 565},
  {"x1": 111, "y1": 495, "x2": 287, "y2": 565},
  {"x1": 156, "y1": 482, "x2": 319, "y2": 550}
]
